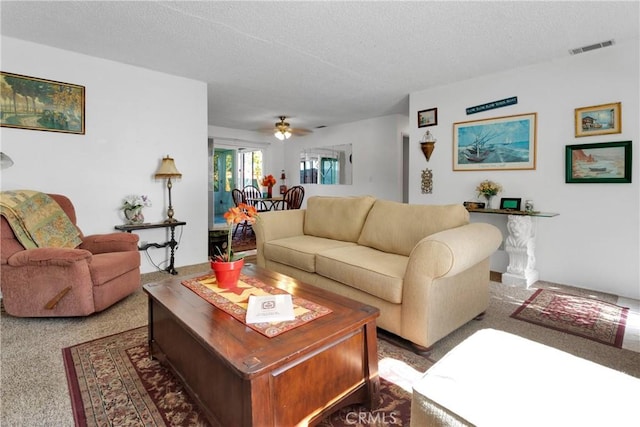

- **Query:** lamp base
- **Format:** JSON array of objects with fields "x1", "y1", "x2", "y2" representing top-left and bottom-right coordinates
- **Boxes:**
[{"x1": 163, "y1": 218, "x2": 179, "y2": 223}]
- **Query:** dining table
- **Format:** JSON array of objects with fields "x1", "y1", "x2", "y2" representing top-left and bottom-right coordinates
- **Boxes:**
[{"x1": 246, "y1": 196, "x2": 284, "y2": 211}]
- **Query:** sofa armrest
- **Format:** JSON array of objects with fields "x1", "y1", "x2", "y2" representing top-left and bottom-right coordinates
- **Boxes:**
[
  {"x1": 80, "y1": 233, "x2": 139, "y2": 254},
  {"x1": 7, "y1": 247, "x2": 93, "y2": 267},
  {"x1": 405, "y1": 223, "x2": 502, "y2": 280}
]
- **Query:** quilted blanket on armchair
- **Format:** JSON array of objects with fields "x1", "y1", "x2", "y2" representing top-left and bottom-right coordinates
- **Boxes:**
[{"x1": 0, "y1": 190, "x2": 82, "y2": 249}]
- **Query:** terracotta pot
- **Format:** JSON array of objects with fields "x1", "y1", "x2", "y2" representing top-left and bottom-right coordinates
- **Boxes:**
[{"x1": 210, "y1": 258, "x2": 244, "y2": 289}]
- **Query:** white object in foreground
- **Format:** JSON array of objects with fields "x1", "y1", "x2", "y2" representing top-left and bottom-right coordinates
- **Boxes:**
[{"x1": 246, "y1": 294, "x2": 295, "y2": 324}]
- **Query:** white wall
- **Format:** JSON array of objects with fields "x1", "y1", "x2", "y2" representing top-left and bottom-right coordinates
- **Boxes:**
[
  {"x1": 1, "y1": 37, "x2": 209, "y2": 274},
  {"x1": 209, "y1": 115, "x2": 408, "y2": 206},
  {"x1": 282, "y1": 114, "x2": 409, "y2": 203},
  {"x1": 409, "y1": 39, "x2": 640, "y2": 299}
]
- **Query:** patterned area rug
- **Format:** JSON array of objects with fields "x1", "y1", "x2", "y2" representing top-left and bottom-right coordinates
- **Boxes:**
[
  {"x1": 63, "y1": 327, "x2": 431, "y2": 426},
  {"x1": 511, "y1": 289, "x2": 629, "y2": 348}
]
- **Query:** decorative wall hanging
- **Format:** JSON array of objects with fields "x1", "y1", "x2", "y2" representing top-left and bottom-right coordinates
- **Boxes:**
[
  {"x1": 466, "y1": 96, "x2": 518, "y2": 115},
  {"x1": 574, "y1": 102, "x2": 621, "y2": 137},
  {"x1": 453, "y1": 112, "x2": 537, "y2": 171},
  {"x1": 0, "y1": 72, "x2": 85, "y2": 134},
  {"x1": 418, "y1": 108, "x2": 437, "y2": 127},
  {"x1": 565, "y1": 140, "x2": 631, "y2": 183},
  {"x1": 421, "y1": 169, "x2": 433, "y2": 194},
  {"x1": 420, "y1": 130, "x2": 436, "y2": 161}
]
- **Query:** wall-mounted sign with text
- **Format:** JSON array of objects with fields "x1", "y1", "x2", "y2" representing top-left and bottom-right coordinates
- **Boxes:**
[{"x1": 466, "y1": 97, "x2": 518, "y2": 115}]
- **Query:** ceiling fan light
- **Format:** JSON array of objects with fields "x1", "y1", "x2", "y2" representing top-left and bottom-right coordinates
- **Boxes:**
[
  {"x1": 274, "y1": 131, "x2": 285, "y2": 140},
  {"x1": 284, "y1": 131, "x2": 291, "y2": 139}
]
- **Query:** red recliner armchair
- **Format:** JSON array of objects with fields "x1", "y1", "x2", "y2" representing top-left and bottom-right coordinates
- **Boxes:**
[{"x1": 0, "y1": 193, "x2": 141, "y2": 317}]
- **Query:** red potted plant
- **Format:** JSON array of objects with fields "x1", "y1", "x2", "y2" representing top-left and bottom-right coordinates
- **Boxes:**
[{"x1": 211, "y1": 203, "x2": 259, "y2": 288}]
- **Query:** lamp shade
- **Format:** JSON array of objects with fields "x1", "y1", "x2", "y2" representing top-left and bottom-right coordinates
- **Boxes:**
[
  {"x1": 154, "y1": 155, "x2": 182, "y2": 178},
  {"x1": 274, "y1": 130, "x2": 291, "y2": 140}
]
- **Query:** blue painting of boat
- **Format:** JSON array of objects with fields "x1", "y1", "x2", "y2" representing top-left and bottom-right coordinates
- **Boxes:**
[{"x1": 457, "y1": 119, "x2": 531, "y2": 165}]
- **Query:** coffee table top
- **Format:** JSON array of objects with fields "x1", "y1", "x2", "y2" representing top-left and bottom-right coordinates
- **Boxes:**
[{"x1": 143, "y1": 264, "x2": 379, "y2": 378}]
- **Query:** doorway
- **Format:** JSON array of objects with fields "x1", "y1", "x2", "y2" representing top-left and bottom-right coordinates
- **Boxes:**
[
  {"x1": 210, "y1": 143, "x2": 264, "y2": 226},
  {"x1": 213, "y1": 148, "x2": 236, "y2": 224},
  {"x1": 402, "y1": 134, "x2": 409, "y2": 203}
]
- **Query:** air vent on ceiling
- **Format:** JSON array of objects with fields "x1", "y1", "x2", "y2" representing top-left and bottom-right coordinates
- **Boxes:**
[
  {"x1": 316, "y1": 125, "x2": 327, "y2": 129},
  {"x1": 569, "y1": 40, "x2": 615, "y2": 55}
]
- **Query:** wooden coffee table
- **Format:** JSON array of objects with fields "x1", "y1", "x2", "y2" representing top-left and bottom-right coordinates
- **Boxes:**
[{"x1": 143, "y1": 264, "x2": 380, "y2": 426}]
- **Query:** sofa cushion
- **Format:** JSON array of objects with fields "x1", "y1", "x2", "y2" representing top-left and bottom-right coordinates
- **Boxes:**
[
  {"x1": 303, "y1": 196, "x2": 376, "y2": 242},
  {"x1": 316, "y1": 245, "x2": 408, "y2": 304},
  {"x1": 358, "y1": 200, "x2": 470, "y2": 256},
  {"x1": 264, "y1": 236, "x2": 356, "y2": 273}
]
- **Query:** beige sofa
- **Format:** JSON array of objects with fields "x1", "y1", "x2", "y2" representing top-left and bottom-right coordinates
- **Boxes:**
[{"x1": 253, "y1": 196, "x2": 502, "y2": 349}]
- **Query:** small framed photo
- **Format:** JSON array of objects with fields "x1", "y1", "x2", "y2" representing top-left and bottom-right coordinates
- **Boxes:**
[
  {"x1": 575, "y1": 102, "x2": 621, "y2": 137},
  {"x1": 565, "y1": 141, "x2": 632, "y2": 183},
  {"x1": 418, "y1": 108, "x2": 437, "y2": 128},
  {"x1": 499, "y1": 198, "x2": 522, "y2": 210}
]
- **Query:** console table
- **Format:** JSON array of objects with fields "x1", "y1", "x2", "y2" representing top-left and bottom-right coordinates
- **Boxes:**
[
  {"x1": 467, "y1": 208, "x2": 558, "y2": 287},
  {"x1": 114, "y1": 221, "x2": 186, "y2": 275}
]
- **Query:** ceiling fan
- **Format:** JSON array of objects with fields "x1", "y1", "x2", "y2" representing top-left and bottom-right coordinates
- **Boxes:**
[{"x1": 270, "y1": 116, "x2": 312, "y2": 140}]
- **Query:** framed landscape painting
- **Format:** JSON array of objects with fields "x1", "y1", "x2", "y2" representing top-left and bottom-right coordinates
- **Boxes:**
[
  {"x1": 0, "y1": 72, "x2": 85, "y2": 134},
  {"x1": 453, "y1": 112, "x2": 537, "y2": 171},
  {"x1": 565, "y1": 141, "x2": 631, "y2": 183},
  {"x1": 575, "y1": 102, "x2": 621, "y2": 138}
]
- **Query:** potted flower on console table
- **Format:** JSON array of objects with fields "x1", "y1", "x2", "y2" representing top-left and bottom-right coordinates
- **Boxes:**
[
  {"x1": 476, "y1": 180, "x2": 502, "y2": 209},
  {"x1": 121, "y1": 194, "x2": 151, "y2": 224},
  {"x1": 260, "y1": 174, "x2": 277, "y2": 198},
  {"x1": 211, "y1": 203, "x2": 259, "y2": 289}
]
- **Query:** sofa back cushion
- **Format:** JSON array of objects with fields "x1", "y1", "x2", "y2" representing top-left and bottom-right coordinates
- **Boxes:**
[
  {"x1": 357, "y1": 200, "x2": 470, "y2": 256},
  {"x1": 304, "y1": 196, "x2": 376, "y2": 242}
]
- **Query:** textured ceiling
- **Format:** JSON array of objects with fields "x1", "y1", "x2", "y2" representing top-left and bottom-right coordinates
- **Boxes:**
[{"x1": 1, "y1": 1, "x2": 638, "y2": 133}]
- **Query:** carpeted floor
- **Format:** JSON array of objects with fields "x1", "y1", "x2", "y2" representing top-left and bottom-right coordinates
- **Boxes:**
[
  {"x1": 231, "y1": 229, "x2": 256, "y2": 252},
  {"x1": 63, "y1": 326, "x2": 429, "y2": 426},
  {"x1": 2, "y1": 261, "x2": 640, "y2": 426}
]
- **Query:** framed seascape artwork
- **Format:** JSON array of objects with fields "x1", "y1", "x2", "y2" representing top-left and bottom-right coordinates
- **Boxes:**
[
  {"x1": 0, "y1": 72, "x2": 85, "y2": 134},
  {"x1": 418, "y1": 108, "x2": 437, "y2": 128},
  {"x1": 574, "y1": 102, "x2": 621, "y2": 138},
  {"x1": 453, "y1": 112, "x2": 537, "y2": 171},
  {"x1": 565, "y1": 141, "x2": 631, "y2": 184}
]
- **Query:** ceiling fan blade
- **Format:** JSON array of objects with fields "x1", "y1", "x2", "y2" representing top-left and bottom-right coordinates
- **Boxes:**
[{"x1": 290, "y1": 128, "x2": 312, "y2": 136}]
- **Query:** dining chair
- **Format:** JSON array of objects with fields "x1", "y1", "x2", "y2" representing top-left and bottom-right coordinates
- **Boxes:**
[
  {"x1": 242, "y1": 185, "x2": 268, "y2": 212},
  {"x1": 231, "y1": 188, "x2": 251, "y2": 237},
  {"x1": 276, "y1": 185, "x2": 305, "y2": 210}
]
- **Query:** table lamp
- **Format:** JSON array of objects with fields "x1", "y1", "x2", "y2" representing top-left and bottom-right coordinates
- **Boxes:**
[{"x1": 154, "y1": 155, "x2": 182, "y2": 223}]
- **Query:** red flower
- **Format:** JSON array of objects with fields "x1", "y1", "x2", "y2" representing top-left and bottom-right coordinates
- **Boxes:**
[
  {"x1": 214, "y1": 203, "x2": 259, "y2": 262},
  {"x1": 260, "y1": 174, "x2": 277, "y2": 187}
]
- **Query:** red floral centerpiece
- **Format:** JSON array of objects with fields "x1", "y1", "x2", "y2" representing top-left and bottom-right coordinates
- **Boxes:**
[
  {"x1": 260, "y1": 174, "x2": 277, "y2": 198},
  {"x1": 211, "y1": 203, "x2": 259, "y2": 288}
]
